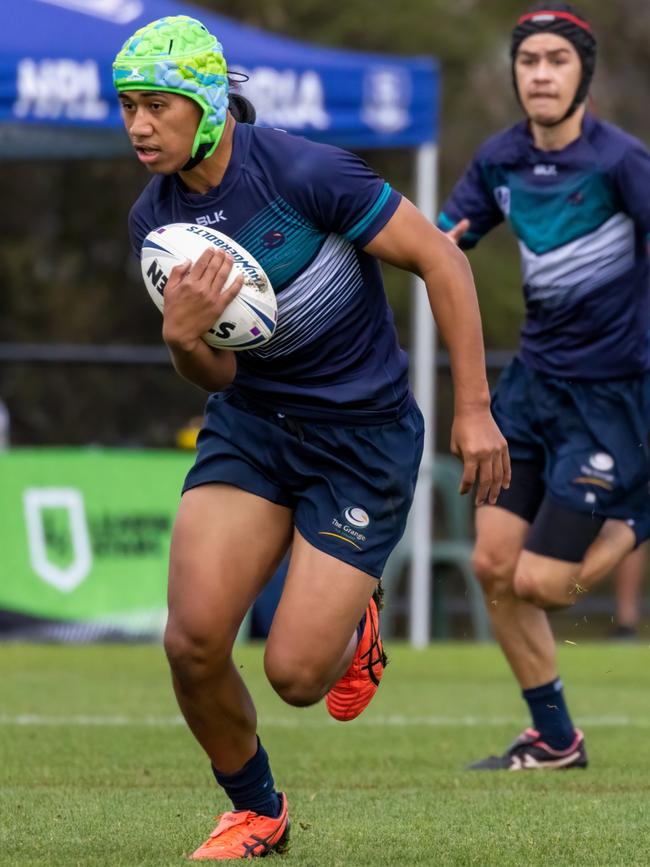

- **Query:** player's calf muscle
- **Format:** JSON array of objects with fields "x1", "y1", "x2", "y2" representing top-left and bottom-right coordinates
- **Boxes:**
[
  {"x1": 514, "y1": 520, "x2": 638, "y2": 609},
  {"x1": 514, "y1": 571, "x2": 579, "y2": 609},
  {"x1": 513, "y1": 554, "x2": 584, "y2": 610}
]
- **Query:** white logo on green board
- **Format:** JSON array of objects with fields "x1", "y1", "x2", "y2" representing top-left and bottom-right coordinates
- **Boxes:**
[{"x1": 23, "y1": 488, "x2": 92, "y2": 593}]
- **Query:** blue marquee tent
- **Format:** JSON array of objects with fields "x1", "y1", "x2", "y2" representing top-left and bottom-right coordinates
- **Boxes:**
[
  {"x1": 0, "y1": 0, "x2": 439, "y2": 646},
  {"x1": 0, "y1": 0, "x2": 437, "y2": 153}
]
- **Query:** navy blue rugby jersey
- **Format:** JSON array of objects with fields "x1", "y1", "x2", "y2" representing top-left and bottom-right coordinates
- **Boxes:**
[
  {"x1": 129, "y1": 123, "x2": 409, "y2": 422},
  {"x1": 439, "y1": 115, "x2": 650, "y2": 379}
]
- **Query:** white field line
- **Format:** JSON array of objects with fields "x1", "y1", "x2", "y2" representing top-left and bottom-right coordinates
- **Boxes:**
[{"x1": 0, "y1": 714, "x2": 648, "y2": 728}]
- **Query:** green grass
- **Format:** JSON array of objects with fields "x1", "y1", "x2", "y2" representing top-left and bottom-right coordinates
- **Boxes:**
[{"x1": 1, "y1": 643, "x2": 650, "y2": 866}]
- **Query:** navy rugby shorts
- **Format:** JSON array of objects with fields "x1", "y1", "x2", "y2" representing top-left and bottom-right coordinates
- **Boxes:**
[
  {"x1": 183, "y1": 391, "x2": 425, "y2": 578},
  {"x1": 492, "y1": 357, "x2": 650, "y2": 522}
]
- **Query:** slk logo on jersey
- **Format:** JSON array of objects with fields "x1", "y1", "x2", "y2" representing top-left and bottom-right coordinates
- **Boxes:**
[
  {"x1": 196, "y1": 211, "x2": 227, "y2": 226},
  {"x1": 493, "y1": 186, "x2": 511, "y2": 217},
  {"x1": 534, "y1": 164, "x2": 557, "y2": 176}
]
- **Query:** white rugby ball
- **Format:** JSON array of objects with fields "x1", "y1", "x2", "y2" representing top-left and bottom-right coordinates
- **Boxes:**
[{"x1": 140, "y1": 223, "x2": 277, "y2": 350}]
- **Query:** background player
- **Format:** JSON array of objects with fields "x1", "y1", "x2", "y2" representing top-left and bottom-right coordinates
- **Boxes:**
[
  {"x1": 113, "y1": 14, "x2": 509, "y2": 859},
  {"x1": 440, "y1": 2, "x2": 650, "y2": 770}
]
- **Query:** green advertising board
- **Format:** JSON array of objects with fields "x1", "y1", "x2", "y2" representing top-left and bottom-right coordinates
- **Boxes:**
[{"x1": 0, "y1": 448, "x2": 194, "y2": 638}]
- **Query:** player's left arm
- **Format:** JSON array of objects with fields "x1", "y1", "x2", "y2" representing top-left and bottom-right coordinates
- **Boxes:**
[
  {"x1": 613, "y1": 137, "x2": 650, "y2": 250},
  {"x1": 364, "y1": 197, "x2": 510, "y2": 506}
]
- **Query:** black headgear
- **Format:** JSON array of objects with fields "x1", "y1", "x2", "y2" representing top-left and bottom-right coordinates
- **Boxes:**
[{"x1": 510, "y1": 3, "x2": 597, "y2": 124}]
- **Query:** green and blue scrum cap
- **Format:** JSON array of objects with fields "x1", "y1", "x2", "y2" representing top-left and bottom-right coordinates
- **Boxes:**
[{"x1": 113, "y1": 15, "x2": 229, "y2": 159}]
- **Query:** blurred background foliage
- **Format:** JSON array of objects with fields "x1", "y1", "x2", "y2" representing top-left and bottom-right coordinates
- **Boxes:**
[{"x1": 2, "y1": 0, "x2": 650, "y2": 444}]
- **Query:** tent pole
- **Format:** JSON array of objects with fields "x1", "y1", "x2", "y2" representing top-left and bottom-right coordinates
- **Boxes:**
[{"x1": 409, "y1": 142, "x2": 438, "y2": 648}]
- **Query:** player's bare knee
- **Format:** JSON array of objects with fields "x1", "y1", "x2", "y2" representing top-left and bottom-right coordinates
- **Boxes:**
[
  {"x1": 164, "y1": 622, "x2": 231, "y2": 688},
  {"x1": 472, "y1": 546, "x2": 517, "y2": 598},
  {"x1": 272, "y1": 678, "x2": 323, "y2": 708},
  {"x1": 264, "y1": 651, "x2": 328, "y2": 708}
]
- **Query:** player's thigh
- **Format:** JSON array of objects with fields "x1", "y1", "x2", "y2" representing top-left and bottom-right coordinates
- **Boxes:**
[
  {"x1": 478, "y1": 362, "x2": 546, "y2": 590},
  {"x1": 264, "y1": 528, "x2": 376, "y2": 683},
  {"x1": 578, "y1": 518, "x2": 636, "y2": 588},
  {"x1": 263, "y1": 405, "x2": 422, "y2": 682},
  {"x1": 168, "y1": 483, "x2": 293, "y2": 645},
  {"x1": 286, "y1": 402, "x2": 425, "y2": 580}
]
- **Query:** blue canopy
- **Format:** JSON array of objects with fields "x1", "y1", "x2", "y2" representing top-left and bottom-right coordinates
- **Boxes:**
[{"x1": 0, "y1": 0, "x2": 438, "y2": 155}]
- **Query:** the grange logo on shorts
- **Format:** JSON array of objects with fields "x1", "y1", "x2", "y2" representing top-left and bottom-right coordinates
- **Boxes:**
[
  {"x1": 318, "y1": 506, "x2": 371, "y2": 550},
  {"x1": 574, "y1": 452, "x2": 616, "y2": 492},
  {"x1": 588, "y1": 452, "x2": 615, "y2": 472},
  {"x1": 343, "y1": 507, "x2": 370, "y2": 528}
]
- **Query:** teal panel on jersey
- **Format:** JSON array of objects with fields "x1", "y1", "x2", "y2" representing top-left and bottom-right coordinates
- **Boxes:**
[
  {"x1": 344, "y1": 182, "x2": 392, "y2": 242},
  {"x1": 481, "y1": 165, "x2": 618, "y2": 254},
  {"x1": 235, "y1": 196, "x2": 327, "y2": 291}
]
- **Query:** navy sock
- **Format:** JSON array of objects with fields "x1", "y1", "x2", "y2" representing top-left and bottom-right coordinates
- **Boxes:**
[
  {"x1": 212, "y1": 738, "x2": 281, "y2": 817},
  {"x1": 522, "y1": 678, "x2": 576, "y2": 751}
]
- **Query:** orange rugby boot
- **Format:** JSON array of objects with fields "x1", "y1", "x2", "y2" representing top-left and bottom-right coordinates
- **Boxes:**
[
  {"x1": 190, "y1": 793, "x2": 290, "y2": 861},
  {"x1": 325, "y1": 584, "x2": 387, "y2": 721}
]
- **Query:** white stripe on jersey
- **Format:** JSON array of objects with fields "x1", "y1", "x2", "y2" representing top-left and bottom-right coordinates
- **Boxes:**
[
  {"x1": 248, "y1": 234, "x2": 363, "y2": 359},
  {"x1": 520, "y1": 212, "x2": 635, "y2": 302}
]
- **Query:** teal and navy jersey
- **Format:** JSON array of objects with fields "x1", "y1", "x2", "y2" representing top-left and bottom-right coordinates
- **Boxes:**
[
  {"x1": 439, "y1": 115, "x2": 650, "y2": 379},
  {"x1": 129, "y1": 123, "x2": 407, "y2": 421}
]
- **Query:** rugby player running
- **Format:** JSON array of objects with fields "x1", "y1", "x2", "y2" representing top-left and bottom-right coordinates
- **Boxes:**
[
  {"x1": 114, "y1": 14, "x2": 508, "y2": 859},
  {"x1": 441, "y1": 2, "x2": 650, "y2": 770}
]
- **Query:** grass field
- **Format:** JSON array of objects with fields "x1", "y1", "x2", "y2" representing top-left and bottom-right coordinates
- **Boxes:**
[{"x1": 1, "y1": 642, "x2": 650, "y2": 866}]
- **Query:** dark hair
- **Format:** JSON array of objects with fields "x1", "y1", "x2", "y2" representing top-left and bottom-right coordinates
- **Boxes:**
[
  {"x1": 229, "y1": 93, "x2": 257, "y2": 124},
  {"x1": 228, "y1": 72, "x2": 257, "y2": 125}
]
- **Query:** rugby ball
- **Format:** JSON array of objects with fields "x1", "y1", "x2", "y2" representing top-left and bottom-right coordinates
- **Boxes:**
[{"x1": 140, "y1": 223, "x2": 277, "y2": 350}]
